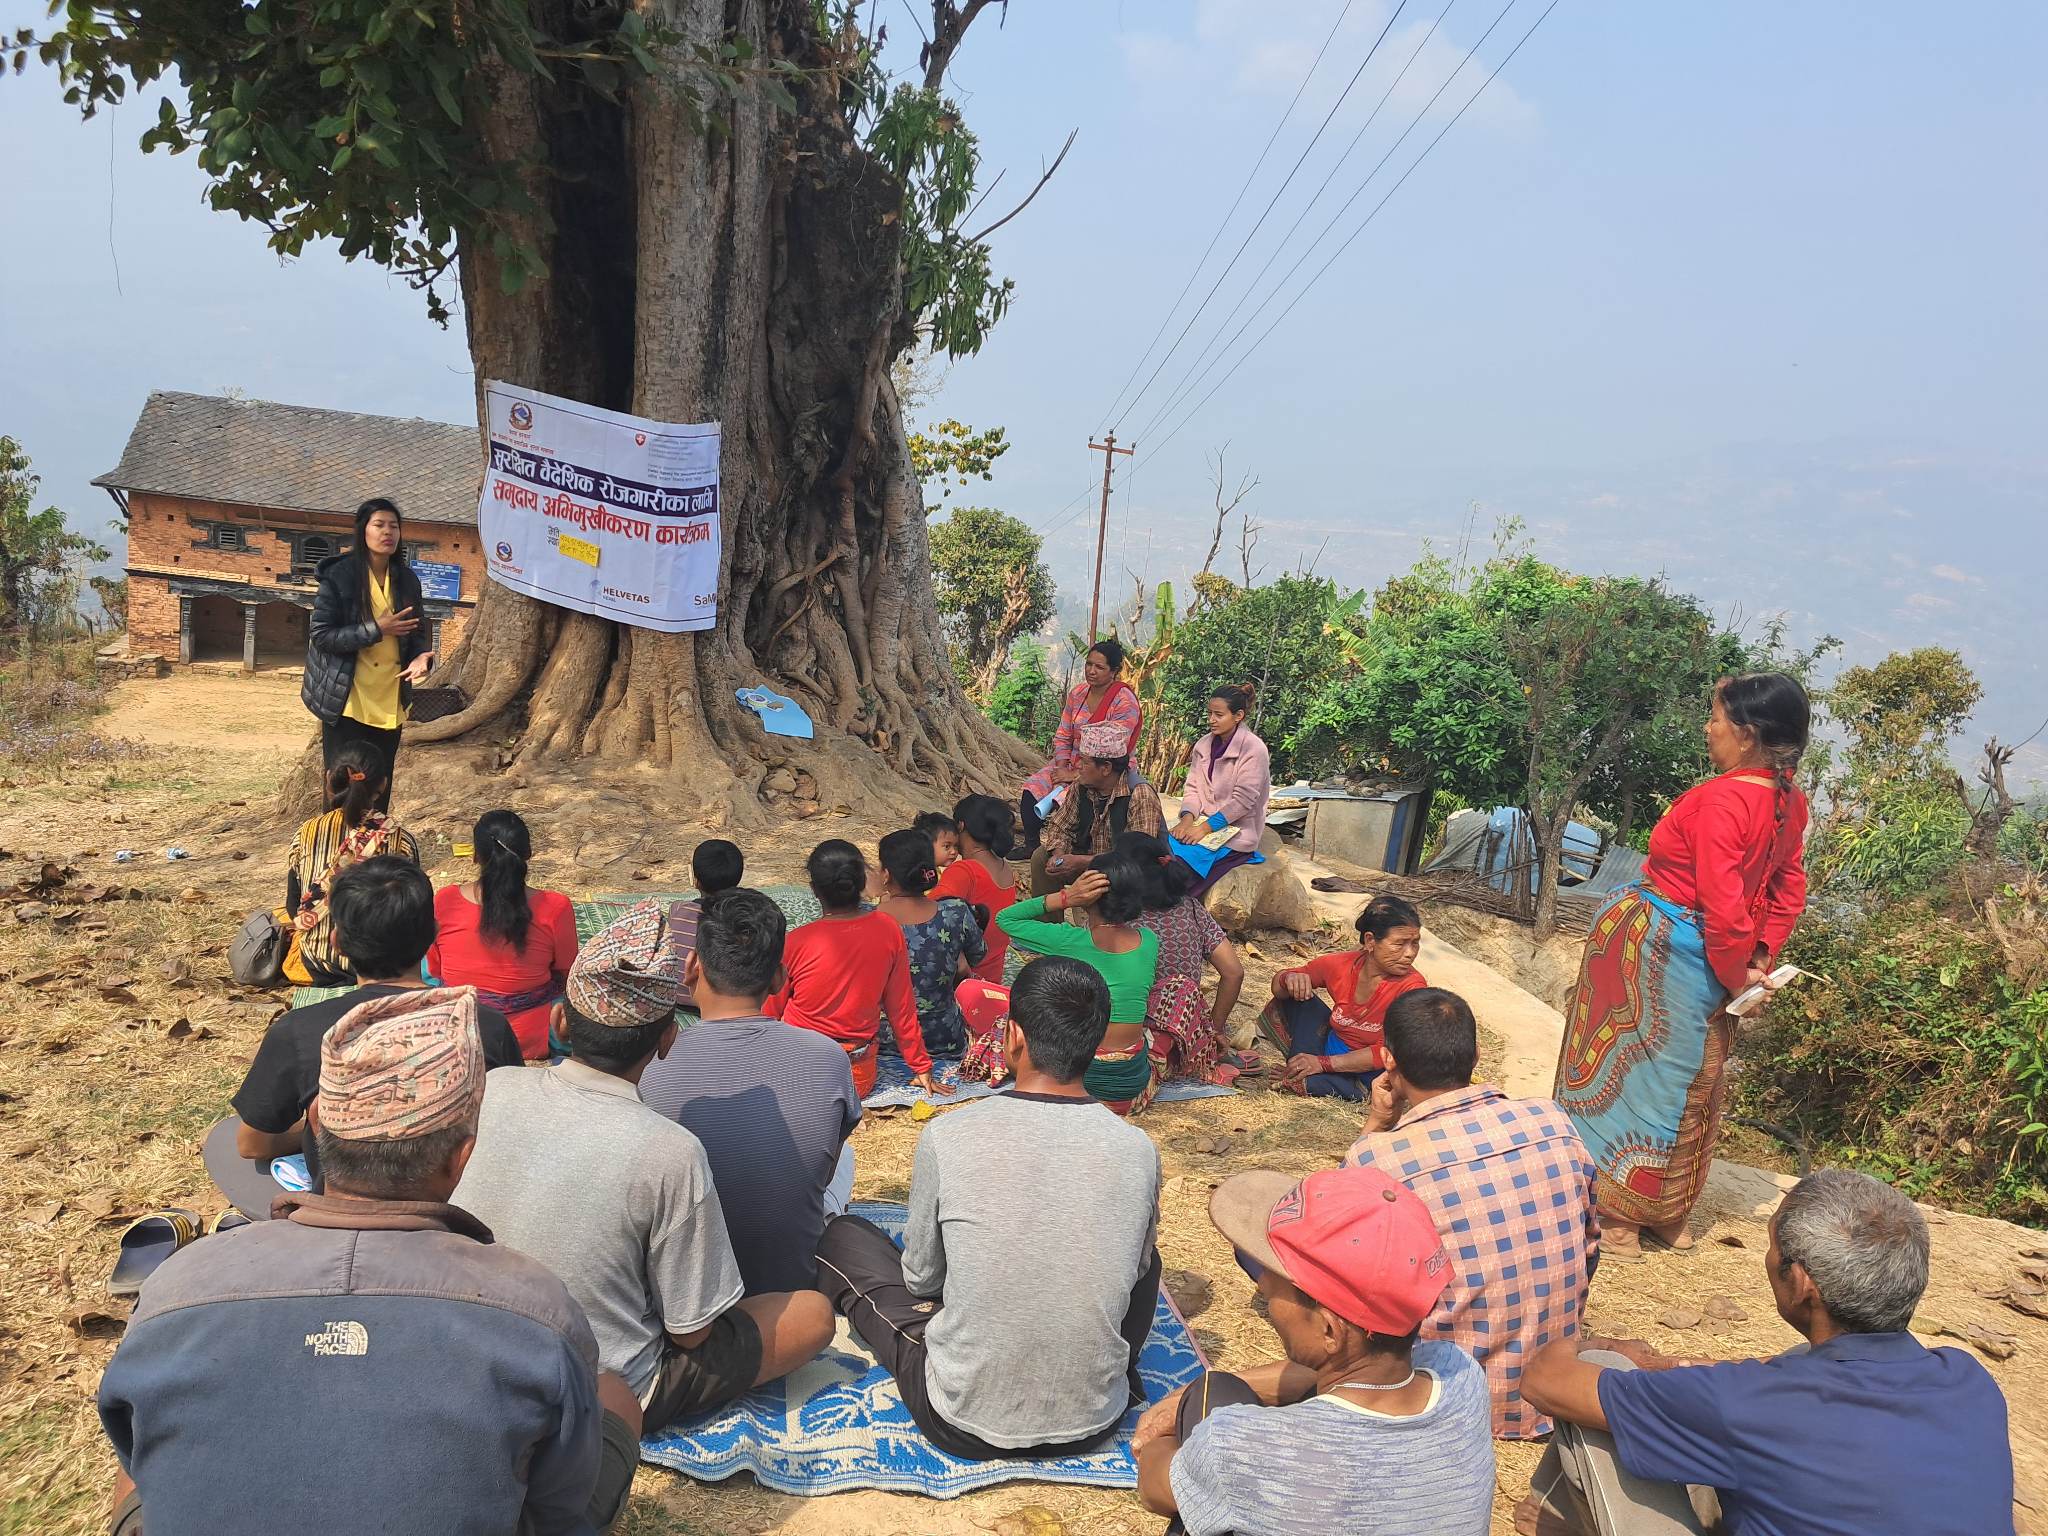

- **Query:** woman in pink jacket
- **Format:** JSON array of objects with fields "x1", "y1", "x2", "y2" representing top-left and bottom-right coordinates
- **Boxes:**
[{"x1": 1171, "y1": 681, "x2": 1272, "y2": 896}]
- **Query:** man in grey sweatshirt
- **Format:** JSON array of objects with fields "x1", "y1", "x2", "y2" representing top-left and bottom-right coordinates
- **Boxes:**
[{"x1": 814, "y1": 955, "x2": 1164, "y2": 1460}]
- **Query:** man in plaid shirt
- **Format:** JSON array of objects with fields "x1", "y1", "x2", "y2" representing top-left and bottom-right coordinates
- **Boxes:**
[{"x1": 1345, "y1": 987, "x2": 1599, "y2": 1438}]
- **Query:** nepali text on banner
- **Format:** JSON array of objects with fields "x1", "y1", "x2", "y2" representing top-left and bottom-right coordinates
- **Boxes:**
[{"x1": 477, "y1": 380, "x2": 721, "y2": 633}]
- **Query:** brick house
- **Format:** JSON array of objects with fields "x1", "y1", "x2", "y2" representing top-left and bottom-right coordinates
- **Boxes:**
[{"x1": 96, "y1": 391, "x2": 486, "y2": 670}]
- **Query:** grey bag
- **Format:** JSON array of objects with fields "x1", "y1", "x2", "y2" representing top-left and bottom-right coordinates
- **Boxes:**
[{"x1": 229, "y1": 908, "x2": 288, "y2": 988}]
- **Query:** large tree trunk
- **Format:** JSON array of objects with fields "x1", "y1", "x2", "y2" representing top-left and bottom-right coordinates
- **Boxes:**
[{"x1": 404, "y1": 0, "x2": 1034, "y2": 826}]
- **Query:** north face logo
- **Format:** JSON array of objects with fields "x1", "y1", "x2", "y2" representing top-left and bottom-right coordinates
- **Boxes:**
[{"x1": 305, "y1": 1321, "x2": 369, "y2": 1357}]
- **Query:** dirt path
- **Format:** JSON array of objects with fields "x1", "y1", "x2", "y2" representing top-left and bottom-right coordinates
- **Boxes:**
[{"x1": 0, "y1": 672, "x2": 2041, "y2": 1535}]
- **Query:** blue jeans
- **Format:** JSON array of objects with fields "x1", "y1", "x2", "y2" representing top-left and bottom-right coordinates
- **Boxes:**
[{"x1": 1279, "y1": 995, "x2": 1377, "y2": 1102}]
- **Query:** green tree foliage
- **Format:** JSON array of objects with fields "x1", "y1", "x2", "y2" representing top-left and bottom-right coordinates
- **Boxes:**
[
  {"x1": 0, "y1": 438, "x2": 108, "y2": 631},
  {"x1": 1156, "y1": 574, "x2": 1342, "y2": 783},
  {"x1": 908, "y1": 419, "x2": 1009, "y2": 503},
  {"x1": 984, "y1": 639, "x2": 1048, "y2": 738},
  {"x1": 25, "y1": 4, "x2": 1010, "y2": 352},
  {"x1": 927, "y1": 506, "x2": 1055, "y2": 700},
  {"x1": 1829, "y1": 647, "x2": 1982, "y2": 785}
]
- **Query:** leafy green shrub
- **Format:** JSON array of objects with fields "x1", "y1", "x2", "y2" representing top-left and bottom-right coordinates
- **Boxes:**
[
  {"x1": 1157, "y1": 574, "x2": 1341, "y2": 781},
  {"x1": 1737, "y1": 892, "x2": 2048, "y2": 1221},
  {"x1": 984, "y1": 640, "x2": 1047, "y2": 738},
  {"x1": 1809, "y1": 777, "x2": 1970, "y2": 897}
]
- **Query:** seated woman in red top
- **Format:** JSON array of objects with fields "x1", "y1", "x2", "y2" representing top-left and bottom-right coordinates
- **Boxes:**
[
  {"x1": 770, "y1": 839, "x2": 948, "y2": 1100},
  {"x1": 1263, "y1": 894, "x2": 1426, "y2": 1101},
  {"x1": 427, "y1": 809, "x2": 579, "y2": 1060},
  {"x1": 933, "y1": 793, "x2": 1020, "y2": 985}
]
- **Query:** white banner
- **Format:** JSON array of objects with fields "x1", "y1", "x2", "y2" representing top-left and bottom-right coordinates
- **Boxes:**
[{"x1": 478, "y1": 380, "x2": 721, "y2": 632}]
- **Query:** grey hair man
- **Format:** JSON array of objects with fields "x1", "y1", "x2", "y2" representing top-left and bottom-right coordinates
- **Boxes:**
[{"x1": 1516, "y1": 1168, "x2": 2015, "y2": 1536}]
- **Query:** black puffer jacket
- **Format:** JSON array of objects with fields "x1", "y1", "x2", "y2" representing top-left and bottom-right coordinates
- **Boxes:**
[{"x1": 301, "y1": 551, "x2": 429, "y2": 725}]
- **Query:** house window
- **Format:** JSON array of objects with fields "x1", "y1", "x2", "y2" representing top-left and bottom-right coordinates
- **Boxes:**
[
  {"x1": 193, "y1": 523, "x2": 250, "y2": 553},
  {"x1": 290, "y1": 534, "x2": 338, "y2": 578}
]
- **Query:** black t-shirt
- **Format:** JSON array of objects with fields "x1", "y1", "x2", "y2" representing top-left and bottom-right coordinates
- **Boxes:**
[{"x1": 231, "y1": 984, "x2": 521, "y2": 1183}]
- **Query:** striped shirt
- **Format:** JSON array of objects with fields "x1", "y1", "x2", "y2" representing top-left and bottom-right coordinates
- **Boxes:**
[
  {"x1": 638, "y1": 1015, "x2": 861, "y2": 1295},
  {"x1": 1346, "y1": 1084, "x2": 1599, "y2": 1438},
  {"x1": 1168, "y1": 1341, "x2": 1494, "y2": 1536}
]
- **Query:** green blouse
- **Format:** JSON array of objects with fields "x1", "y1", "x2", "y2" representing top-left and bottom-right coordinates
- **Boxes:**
[{"x1": 996, "y1": 896, "x2": 1159, "y2": 1025}]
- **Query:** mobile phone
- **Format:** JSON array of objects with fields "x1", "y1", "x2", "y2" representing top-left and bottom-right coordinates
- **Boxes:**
[{"x1": 1726, "y1": 964, "x2": 1800, "y2": 1018}]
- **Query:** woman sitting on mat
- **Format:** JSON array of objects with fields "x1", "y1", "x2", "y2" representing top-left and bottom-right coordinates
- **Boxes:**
[
  {"x1": 281, "y1": 742, "x2": 418, "y2": 986},
  {"x1": 1116, "y1": 830, "x2": 1247, "y2": 1086},
  {"x1": 967, "y1": 857, "x2": 1161, "y2": 1114},
  {"x1": 934, "y1": 793, "x2": 1020, "y2": 986},
  {"x1": 427, "y1": 809, "x2": 579, "y2": 1060},
  {"x1": 1170, "y1": 681, "x2": 1271, "y2": 897},
  {"x1": 1018, "y1": 638, "x2": 1142, "y2": 855},
  {"x1": 876, "y1": 828, "x2": 985, "y2": 1059},
  {"x1": 771, "y1": 839, "x2": 947, "y2": 1100},
  {"x1": 1265, "y1": 894, "x2": 1426, "y2": 1101}
]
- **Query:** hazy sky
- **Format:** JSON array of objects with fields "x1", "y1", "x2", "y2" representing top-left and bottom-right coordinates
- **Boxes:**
[{"x1": 4, "y1": 1, "x2": 2043, "y2": 764}]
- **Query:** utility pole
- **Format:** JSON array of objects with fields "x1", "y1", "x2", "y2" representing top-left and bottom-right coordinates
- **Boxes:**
[{"x1": 1085, "y1": 431, "x2": 1134, "y2": 641}]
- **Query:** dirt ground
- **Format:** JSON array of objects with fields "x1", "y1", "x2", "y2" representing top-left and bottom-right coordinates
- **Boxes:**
[{"x1": 2, "y1": 672, "x2": 2044, "y2": 1535}]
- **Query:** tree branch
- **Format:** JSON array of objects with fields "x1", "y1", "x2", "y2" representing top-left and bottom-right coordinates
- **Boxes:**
[
  {"x1": 961, "y1": 127, "x2": 1076, "y2": 244},
  {"x1": 921, "y1": 0, "x2": 1000, "y2": 90}
]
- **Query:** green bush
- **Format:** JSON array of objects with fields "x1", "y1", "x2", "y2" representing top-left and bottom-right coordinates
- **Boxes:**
[
  {"x1": 1156, "y1": 574, "x2": 1342, "y2": 781},
  {"x1": 985, "y1": 640, "x2": 1048, "y2": 738},
  {"x1": 1809, "y1": 776, "x2": 1970, "y2": 896},
  {"x1": 1737, "y1": 891, "x2": 2048, "y2": 1222}
]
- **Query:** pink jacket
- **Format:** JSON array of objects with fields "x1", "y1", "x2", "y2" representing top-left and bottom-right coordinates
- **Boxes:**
[{"x1": 1179, "y1": 727, "x2": 1271, "y2": 853}]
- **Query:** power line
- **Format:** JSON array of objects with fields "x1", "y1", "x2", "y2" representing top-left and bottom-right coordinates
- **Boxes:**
[
  {"x1": 1129, "y1": 0, "x2": 1460, "y2": 447},
  {"x1": 1133, "y1": 0, "x2": 1563, "y2": 474},
  {"x1": 1136, "y1": 0, "x2": 1518, "y2": 449},
  {"x1": 1094, "y1": 0, "x2": 1361, "y2": 431},
  {"x1": 1108, "y1": 0, "x2": 1413, "y2": 435}
]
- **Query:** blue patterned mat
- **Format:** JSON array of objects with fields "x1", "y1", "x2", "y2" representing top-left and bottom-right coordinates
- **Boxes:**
[
  {"x1": 862, "y1": 1053, "x2": 1236, "y2": 1110},
  {"x1": 638, "y1": 1202, "x2": 1207, "y2": 1497}
]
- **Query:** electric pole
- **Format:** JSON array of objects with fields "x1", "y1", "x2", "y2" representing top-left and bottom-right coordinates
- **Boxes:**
[{"x1": 1085, "y1": 432, "x2": 1134, "y2": 641}]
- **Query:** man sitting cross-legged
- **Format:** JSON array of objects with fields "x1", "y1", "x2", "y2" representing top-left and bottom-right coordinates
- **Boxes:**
[
  {"x1": 639, "y1": 887, "x2": 863, "y2": 1294},
  {"x1": 227, "y1": 855, "x2": 521, "y2": 1192},
  {"x1": 1344, "y1": 985, "x2": 1599, "y2": 1438},
  {"x1": 1519, "y1": 1167, "x2": 2017, "y2": 1536},
  {"x1": 814, "y1": 955, "x2": 1164, "y2": 1460},
  {"x1": 454, "y1": 900, "x2": 835, "y2": 1434},
  {"x1": 101, "y1": 987, "x2": 644, "y2": 1536},
  {"x1": 1134, "y1": 1163, "x2": 1495, "y2": 1536}
]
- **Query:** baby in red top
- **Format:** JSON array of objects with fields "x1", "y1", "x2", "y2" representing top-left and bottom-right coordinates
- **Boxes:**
[
  {"x1": 1266, "y1": 895, "x2": 1426, "y2": 1099},
  {"x1": 769, "y1": 839, "x2": 948, "y2": 1099}
]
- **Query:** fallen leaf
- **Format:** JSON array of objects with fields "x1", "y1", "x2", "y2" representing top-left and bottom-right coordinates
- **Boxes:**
[
  {"x1": 1164, "y1": 1269, "x2": 1213, "y2": 1319},
  {"x1": 1656, "y1": 1307, "x2": 1703, "y2": 1330},
  {"x1": 230, "y1": 850, "x2": 248, "y2": 861},
  {"x1": 1703, "y1": 1295, "x2": 1749, "y2": 1321},
  {"x1": 1940, "y1": 1322, "x2": 2019, "y2": 1361},
  {"x1": 63, "y1": 1304, "x2": 126, "y2": 1339},
  {"x1": 160, "y1": 958, "x2": 193, "y2": 987},
  {"x1": 987, "y1": 1506, "x2": 1066, "y2": 1536},
  {"x1": 25, "y1": 1200, "x2": 63, "y2": 1225},
  {"x1": 74, "y1": 1191, "x2": 121, "y2": 1223},
  {"x1": 51, "y1": 909, "x2": 82, "y2": 927},
  {"x1": 1714, "y1": 1233, "x2": 1748, "y2": 1248},
  {"x1": 98, "y1": 986, "x2": 141, "y2": 1007},
  {"x1": 176, "y1": 888, "x2": 205, "y2": 905},
  {"x1": 39, "y1": 1036, "x2": 74, "y2": 1055},
  {"x1": 15, "y1": 969, "x2": 59, "y2": 988},
  {"x1": 165, "y1": 1017, "x2": 214, "y2": 1042},
  {"x1": 630, "y1": 870, "x2": 652, "y2": 881},
  {"x1": 2003, "y1": 1291, "x2": 2048, "y2": 1322}
]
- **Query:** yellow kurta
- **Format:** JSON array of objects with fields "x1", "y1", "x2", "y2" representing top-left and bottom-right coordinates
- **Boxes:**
[{"x1": 342, "y1": 569, "x2": 403, "y2": 729}]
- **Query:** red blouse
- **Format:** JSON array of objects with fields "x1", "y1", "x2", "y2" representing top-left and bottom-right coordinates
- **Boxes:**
[
  {"x1": 931, "y1": 856, "x2": 1018, "y2": 984},
  {"x1": 768, "y1": 910, "x2": 930, "y2": 1074},
  {"x1": 427, "y1": 886, "x2": 579, "y2": 1060},
  {"x1": 1279, "y1": 951, "x2": 1429, "y2": 1066},
  {"x1": 1645, "y1": 770, "x2": 1809, "y2": 995}
]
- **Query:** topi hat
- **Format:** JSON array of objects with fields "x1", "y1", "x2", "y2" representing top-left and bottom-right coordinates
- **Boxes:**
[
  {"x1": 316, "y1": 986, "x2": 485, "y2": 1142},
  {"x1": 568, "y1": 900, "x2": 685, "y2": 1027}
]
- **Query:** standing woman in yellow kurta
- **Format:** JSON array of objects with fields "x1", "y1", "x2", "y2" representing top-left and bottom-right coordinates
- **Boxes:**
[{"x1": 301, "y1": 498, "x2": 434, "y2": 810}]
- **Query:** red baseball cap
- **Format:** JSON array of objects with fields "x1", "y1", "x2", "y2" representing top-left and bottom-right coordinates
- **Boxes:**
[{"x1": 1210, "y1": 1165, "x2": 1450, "y2": 1335}]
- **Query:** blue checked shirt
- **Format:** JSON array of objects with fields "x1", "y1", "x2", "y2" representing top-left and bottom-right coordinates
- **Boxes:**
[{"x1": 1346, "y1": 1083, "x2": 1600, "y2": 1438}]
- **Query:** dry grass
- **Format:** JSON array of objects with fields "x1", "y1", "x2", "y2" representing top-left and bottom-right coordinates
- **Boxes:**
[{"x1": 5, "y1": 674, "x2": 2047, "y2": 1536}]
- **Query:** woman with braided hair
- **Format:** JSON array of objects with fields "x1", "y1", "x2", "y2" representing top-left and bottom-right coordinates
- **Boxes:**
[
  {"x1": 1554, "y1": 672, "x2": 1811, "y2": 1260},
  {"x1": 428, "y1": 809, "x2": 580, "y2": 1059}
]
